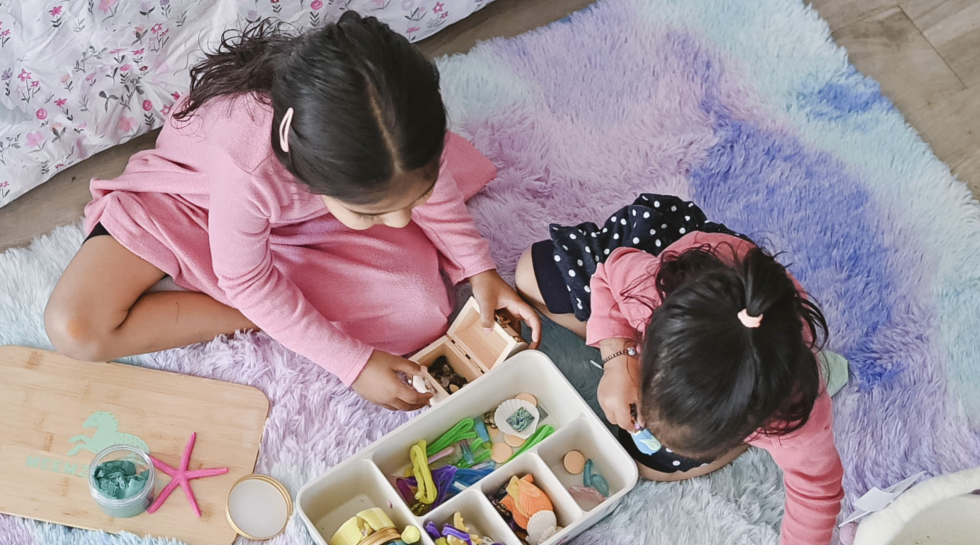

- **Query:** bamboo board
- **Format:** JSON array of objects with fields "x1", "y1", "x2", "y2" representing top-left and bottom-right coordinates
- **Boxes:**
[{"x1": 0, "y1": 346, "x2": 270, "y2": 545}]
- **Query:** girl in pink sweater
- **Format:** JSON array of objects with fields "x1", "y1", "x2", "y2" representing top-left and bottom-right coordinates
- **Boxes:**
[
  {"x1": 45, "y1": 12, "x2": 540, "y2": 410},
  {"x1": 516, "y1": 194, "x2": 843, "y2": 545}
]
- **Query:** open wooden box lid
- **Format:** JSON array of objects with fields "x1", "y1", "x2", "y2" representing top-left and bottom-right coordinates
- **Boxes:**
[{"x1": 446, "y1": 298, "x2": 527, "y2": 372}]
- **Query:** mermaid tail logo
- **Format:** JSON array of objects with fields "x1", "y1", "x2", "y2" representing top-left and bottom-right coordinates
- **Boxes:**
[{"x1": 67, "y1": 411, "x2": 149, "y2": 456}]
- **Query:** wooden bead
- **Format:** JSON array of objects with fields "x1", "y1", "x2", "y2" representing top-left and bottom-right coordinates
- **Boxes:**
[
  {"x1": 515, "y1": 392, "x2": 538, "y2": 406},
  {"x1": 491, "y1": 442, "x2": 513, "y2": 464},
  {"x1": 563, "y1": 450, "x2": 586, "y2": 475}
]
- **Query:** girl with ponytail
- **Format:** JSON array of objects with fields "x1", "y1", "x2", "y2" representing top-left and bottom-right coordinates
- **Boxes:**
[
  {"x1": 515, "y1": 194, "x2": 844, "y2": 545},
  {"x1": 46, "y1": 12, "x2": 540, "y2": 410}
]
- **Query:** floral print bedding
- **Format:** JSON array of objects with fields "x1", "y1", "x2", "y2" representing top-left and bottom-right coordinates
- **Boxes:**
[{"x1": 0, "y1": 0, "x2": 493, "y2": 207}]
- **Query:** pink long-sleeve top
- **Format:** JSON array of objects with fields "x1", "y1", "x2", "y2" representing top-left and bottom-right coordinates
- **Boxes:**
[
  {"x1": 586, "y1": 232, "x2": 844, "y2": 545},
  {"x1": 84, "y1": 94, "x2": 497, "y2": 385}
]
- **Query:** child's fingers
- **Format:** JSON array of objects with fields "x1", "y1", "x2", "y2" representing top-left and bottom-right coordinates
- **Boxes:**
[
  {"x1": 601, "y1": 403, "x2": 620, "y2": 428},
  {"x1": 395, "y1": 380, "x2": 432, "y2": 408},
  {"x1": 391, "y1": 355, "x2": 424, "y2": 377},
  {"x1": 614, "y1": 404, "x2": 634, "y2": 432},
  {"x1": 510, "y1": 301, "x2": 543, "y2": 349},
  {"x1": 633, "y1": 402, "x2": 645, "y2": 428},
  {"x1": 475, "y1": 296, "x2": 495, "y2": 332},
  {"x1": 388, "y1": 399, "x2": 416, "y2": 411}
]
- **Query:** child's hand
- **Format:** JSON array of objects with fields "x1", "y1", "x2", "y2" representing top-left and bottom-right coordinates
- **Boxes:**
[
  {"x1": 597, "y1": 348, "x2": 642, "y2": 431},
  {"x1": 352, "y1": 350, "x2": 433, "y2": 411},
  {"x1": 469, "y1": 270, "x2": 542, "y2": 349}
]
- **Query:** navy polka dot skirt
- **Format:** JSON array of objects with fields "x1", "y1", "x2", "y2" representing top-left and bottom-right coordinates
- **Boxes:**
[{"x1": 531, "y1": 194, "x2": 746, "y2": 322}]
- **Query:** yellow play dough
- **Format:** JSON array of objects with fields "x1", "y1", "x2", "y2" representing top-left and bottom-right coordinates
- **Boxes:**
[{"x1": 401, "y1": 526, "x2": 421, "y2": 544}]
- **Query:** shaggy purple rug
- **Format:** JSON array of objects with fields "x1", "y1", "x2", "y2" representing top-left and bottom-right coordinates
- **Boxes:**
[{"x1": 1, "y1": 0, "x2": 979, "y2": 544}]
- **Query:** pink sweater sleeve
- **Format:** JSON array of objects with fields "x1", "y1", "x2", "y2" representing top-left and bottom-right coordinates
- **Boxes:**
[
  {"x1": 411, "y1": 140, "x2": 497, "y2": 285},
  {"x1": 586, "y1": 247, "x2": 660, "y2": 346},
  {"x1": 207, "y1": 164, "x2": 373, "y2": 386},
  {"x1": 749, "y1": 393, "x2": 844, "y2": 545}
]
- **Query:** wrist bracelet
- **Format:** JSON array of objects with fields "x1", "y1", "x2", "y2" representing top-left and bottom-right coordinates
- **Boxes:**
[{"x1": 589, "y1": 345, "x2": 637, "y2": 370}]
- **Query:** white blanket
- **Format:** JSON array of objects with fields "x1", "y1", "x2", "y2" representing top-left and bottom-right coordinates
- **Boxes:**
[{"x1": 0, "y1": 0, "x2": 493, "y2": 207}]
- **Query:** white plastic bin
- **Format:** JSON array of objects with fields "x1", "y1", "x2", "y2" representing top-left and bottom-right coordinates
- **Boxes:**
[{"x1": 297, "y1": 351, "x2": 638, "y2": 545}]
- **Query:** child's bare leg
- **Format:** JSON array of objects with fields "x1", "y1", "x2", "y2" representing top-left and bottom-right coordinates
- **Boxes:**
[
  {"x1": 45, "y1": 236, "x2": 256, "y2": 362},
  {"x1": 515, "y1": 248, "x2": 587, "y2": 339},
  {"x1": 636, "y1": 444, "x2": 750, "y2": 482}
]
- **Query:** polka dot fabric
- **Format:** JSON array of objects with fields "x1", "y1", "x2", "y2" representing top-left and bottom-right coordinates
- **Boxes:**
[{"x1": 548, "y1": 194, "x2": 744, "y2": 321}]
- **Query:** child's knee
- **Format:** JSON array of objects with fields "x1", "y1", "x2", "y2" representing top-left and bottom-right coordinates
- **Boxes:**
[
  {"x1": 515, "y1": 248, "x2": 541, "y2": 302},
  {"x1": 44, "y1": 300, "x2": 113, "y2": 362}
]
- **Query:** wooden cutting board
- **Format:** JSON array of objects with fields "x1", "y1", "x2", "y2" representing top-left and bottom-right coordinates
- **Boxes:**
[{"x1": 0, "y1": 346, "x2": 270, "y2": 545}]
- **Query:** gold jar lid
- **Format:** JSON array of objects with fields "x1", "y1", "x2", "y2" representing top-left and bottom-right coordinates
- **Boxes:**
[{"x1": 226, "y1": 474, "x2": 293, "y2": 540}]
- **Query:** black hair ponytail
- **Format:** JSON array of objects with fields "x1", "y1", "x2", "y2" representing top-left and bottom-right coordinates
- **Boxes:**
[
  {"x1": 175, "y1": 12, "x2": 447, "y2": 204},
  {"x1": 638, "y1": 245, "x2": 828, "y2": 460}
]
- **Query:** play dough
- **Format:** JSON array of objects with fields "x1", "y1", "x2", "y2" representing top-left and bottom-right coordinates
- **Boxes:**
[{"x1": 92, "y1": 460, "x2": 149, "y2": 500}]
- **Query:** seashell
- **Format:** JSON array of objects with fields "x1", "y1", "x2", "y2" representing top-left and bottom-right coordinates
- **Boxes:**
[
  {"x1": 494, "y1": 399, "x2": 540, "y2": 439},
  {"x1": 500, "y1": 474, "x2": 554, "y2": 529},
  {"x1": 567, "y1": 485, "x2": 606, "y2": 504},
  {"x1": 525, "y1": 510, "x2": 558, "y2": 545},
  {"x1": 412, "y1": 375, "x2": 430, "y2": 395}
]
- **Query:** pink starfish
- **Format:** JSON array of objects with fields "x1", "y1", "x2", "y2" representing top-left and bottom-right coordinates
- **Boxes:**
[{"x1": 147, "y1": 432, "x2": 229, "y2": 517}]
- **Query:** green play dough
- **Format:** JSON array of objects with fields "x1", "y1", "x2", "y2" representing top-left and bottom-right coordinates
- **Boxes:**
[{"x1": 93, "y1": 460, "x2": 149, "y2": 500}]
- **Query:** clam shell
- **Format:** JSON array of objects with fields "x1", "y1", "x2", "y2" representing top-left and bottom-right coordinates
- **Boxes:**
[
  {"x1": 526, "y1": 510, "x2": 558, "y2": 545},
  {"x1": 493, "y1": 399, "x2": 540, "y2": 439}
]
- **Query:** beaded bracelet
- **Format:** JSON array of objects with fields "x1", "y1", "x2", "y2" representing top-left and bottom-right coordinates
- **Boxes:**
[{"x1": 589, "y1": 344, "x2": 638, "y2": 370}]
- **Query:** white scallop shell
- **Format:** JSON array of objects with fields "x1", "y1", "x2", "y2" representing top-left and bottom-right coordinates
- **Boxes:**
[
  {"x1": 526, "y1": 510, "x2": 558, "y2": 545},
  {"x1": 493, "y1": 399, "x2": 540, "y2": 439},
  {"x1": 412, "y1": 375, "x2": 430, "y2": 395}
]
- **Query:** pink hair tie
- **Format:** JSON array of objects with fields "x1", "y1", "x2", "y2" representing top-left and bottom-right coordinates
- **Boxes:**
[
  {"x1": 737, "y1": 309, "x2": 763, "y2": 328},
  {"x1": 278, "y1": 107, "x2": 295, "y2": 153}
]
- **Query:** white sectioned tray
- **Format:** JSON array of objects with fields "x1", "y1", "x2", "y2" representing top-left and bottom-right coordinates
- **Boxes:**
[{"x1": 296, "y1": 350, "x2": 639, "y2": 545}]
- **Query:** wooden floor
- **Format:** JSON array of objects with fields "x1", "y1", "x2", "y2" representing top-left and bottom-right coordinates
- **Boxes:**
[{"x1": 0, "y1": 0, "x2": 978, "y2": 251}]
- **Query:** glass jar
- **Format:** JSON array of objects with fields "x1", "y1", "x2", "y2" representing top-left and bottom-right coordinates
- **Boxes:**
[{"x1": 88, "y1": 445, "x2": 155, "y2": 518}]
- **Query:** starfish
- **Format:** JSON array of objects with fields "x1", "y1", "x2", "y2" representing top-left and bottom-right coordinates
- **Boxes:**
[{"x1": 147, "y1": 432, "x2": 229, "y2": 517}]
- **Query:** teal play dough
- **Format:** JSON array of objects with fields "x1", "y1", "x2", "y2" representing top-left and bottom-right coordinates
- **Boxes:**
[{"x1": 93, "y1": 460, "x2": 150, "y2": 500}]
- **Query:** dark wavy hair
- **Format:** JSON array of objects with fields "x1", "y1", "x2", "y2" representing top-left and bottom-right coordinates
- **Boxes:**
[
  {"x1": 635, "y1": 244, "x2": 828, "y2": 461},
  {"x1": 174, "y1": 11, "x2": 447, "y2": 204}
]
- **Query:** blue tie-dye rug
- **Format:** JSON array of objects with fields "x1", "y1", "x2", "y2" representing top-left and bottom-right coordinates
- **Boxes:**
[{"x1": 1, "y1": 0, "x2": 979, "y2": 544}]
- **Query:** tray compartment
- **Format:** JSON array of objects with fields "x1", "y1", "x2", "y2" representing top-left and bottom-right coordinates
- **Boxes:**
[
  {"x1": 479, "y1": 453, "x2": 583, "y2": 531},
  {"x1": 422, "y1": 488, "x2": 523, "y2": 545},
  {"x1": 536, "y1": 418, "x2": 634, "y2": 512},
  {"x1": 372, "y1": 358, "x2": 582, "y2": 479},
  {"x1": 297, "y1": 459, "x2": 416, "y2": 544},
  {"x1": 297, "y1": 352, "x2": 637, "y2": 545}
]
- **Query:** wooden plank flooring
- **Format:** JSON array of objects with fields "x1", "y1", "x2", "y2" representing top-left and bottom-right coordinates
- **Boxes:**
[
  {"x1": 815, "y1": 0, "x2": 980, "y2": 198},
  {"x1": 1, "y1": 0, "x2": 978, "y2": 251}
]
